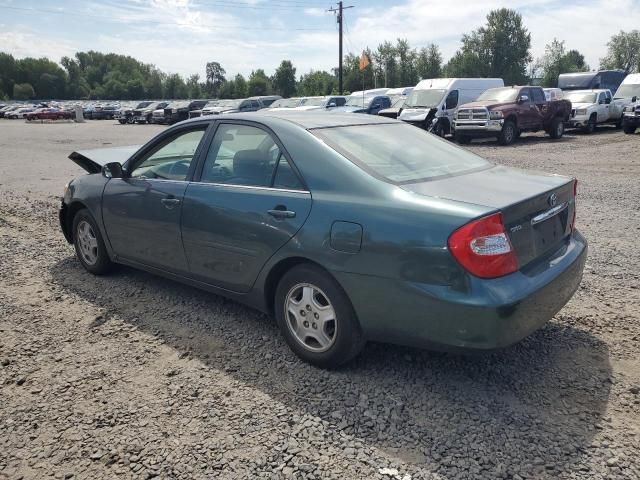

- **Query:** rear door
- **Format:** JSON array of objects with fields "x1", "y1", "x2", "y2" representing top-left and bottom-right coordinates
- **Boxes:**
[
  {"x1": 102, "y1": 125, "x2": 208, "y2": 274},
  {"x1": 181, "y1": 121, "x2": 312, "y2": 292}
]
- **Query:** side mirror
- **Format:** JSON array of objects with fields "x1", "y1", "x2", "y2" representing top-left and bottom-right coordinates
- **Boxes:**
[
  {"x1": 102, "y1": 162, "x2": 123, "y2": 179},
  {"x1": 518, "y1": 95, "x2": 529, "y2": 103}
]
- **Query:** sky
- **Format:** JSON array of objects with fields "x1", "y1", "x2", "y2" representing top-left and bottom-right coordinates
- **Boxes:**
[{"x1": 0, "y1": 0, "x2": 638, "y2": 80}]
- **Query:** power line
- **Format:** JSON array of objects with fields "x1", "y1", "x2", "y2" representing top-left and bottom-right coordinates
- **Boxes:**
[{"x1": 0, "y1": 4, "x2": 331, "y2": 31}]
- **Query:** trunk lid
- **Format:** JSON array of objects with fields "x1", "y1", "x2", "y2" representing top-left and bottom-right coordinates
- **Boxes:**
[
  {"x1": 69, "y1": 145, "x2": 141, "y2": 174},
  {"x1": 402, "y1": 165, "x2": 575, "y2": 267}
]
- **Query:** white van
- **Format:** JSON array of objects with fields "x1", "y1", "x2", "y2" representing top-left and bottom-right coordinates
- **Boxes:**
[
  {"x1": 399, "y1": 78, "x2": 504, "y2": 136},
  {"x1": 349, "y1": 88, "x2": 389, "y2": 98},
  {"x1": 614, "y1": 73, "x2": 640, "y2": 102},
  {"x1": 385, "y1": 86, "x2": 414, "y2": 96}
]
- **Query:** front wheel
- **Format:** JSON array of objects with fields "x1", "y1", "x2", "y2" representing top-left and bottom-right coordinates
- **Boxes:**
[
  {"x1": 72, "y1": 209, "x2": 112, "y2": 275},
  {"x1": 430, "y1": 121, "x2": 446, "y2": 138},
  {"x1": 549, "y1": 117, "x2": 565, "y2": 139},
  {"x1": 623, "y1": 123, "x2": 637, "y2": 134},
  {"x1": 275, "y1": 264, "x2": 365, "y2": 368},
  {"x1": 582, "y1": 115, "x2": 596, "y2": 134},
  {"x1": 498, "y1": 120, "x2": 517, "y2": 145}
]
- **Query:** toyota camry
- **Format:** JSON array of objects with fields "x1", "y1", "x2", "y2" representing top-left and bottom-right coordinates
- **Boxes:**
[{"x1": 59, "y1": 112, "x2": 587, "y2": 367}]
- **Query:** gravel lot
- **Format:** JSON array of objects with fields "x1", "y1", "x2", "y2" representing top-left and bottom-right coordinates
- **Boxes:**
[{"x1": 0, "y1": 119, "x2": 639, "y2": 480}]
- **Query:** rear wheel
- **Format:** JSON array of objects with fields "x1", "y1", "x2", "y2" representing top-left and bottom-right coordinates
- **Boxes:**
[
  {"x1": 275, "y1": 264, "x2": 365, "y2": 368},
  {"x1": 127, "y1": 116, "x2": 135, "y2": 124},
  {"x1": 582, "y1": 114, "x2": 596, "y2": 134},
  {"x1": 549, "y1": 117, "x2": 565, "y2": 139},
  {"x1": 498, "y1": 120, "x2": 517, "y2": 145},
  {"x1": 623, "y1": 123, "x2": 637, "y2": 134},
  {"x1": 72, "y1": 209, "x2": 112, "y2": 275}
]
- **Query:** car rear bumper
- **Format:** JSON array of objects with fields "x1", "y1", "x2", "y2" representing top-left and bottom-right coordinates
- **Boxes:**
[{"x1": 335, "y1": 230, "x2": 587, "y2": 351}]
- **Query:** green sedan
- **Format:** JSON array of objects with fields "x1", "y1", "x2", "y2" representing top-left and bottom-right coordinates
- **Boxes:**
[{"x1": 59, "y1": 112, "x2": 587, "y2": 367}]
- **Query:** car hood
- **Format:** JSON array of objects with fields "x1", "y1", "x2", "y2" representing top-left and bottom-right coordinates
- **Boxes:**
[
  {"x1": 571, "y1": 102, "x2": 594, "y2": 110},
  {"x1": 461, "y1": 101, "x2": 509, "y2": 110},
  {"x1": 401, "y1": 164, "x2": 570, "y2": 209},
  {"x1": 399, "y1": 107, "x2": 437, "y2": 121},
  {"x1": 69, "y1": 145, "x2": 141, "y2": 174}
]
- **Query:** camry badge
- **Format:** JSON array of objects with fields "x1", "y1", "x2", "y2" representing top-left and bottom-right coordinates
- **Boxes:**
[{"x1": 548, "y1": 193, "x2": 558, "y2": 207}]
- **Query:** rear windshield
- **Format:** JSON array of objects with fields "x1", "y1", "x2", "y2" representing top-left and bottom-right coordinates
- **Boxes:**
[{"x1": 313, "y1": 124, "x2": 489, "y2": 184}]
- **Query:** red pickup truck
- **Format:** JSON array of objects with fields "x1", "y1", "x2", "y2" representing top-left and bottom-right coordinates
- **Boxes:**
[{"x1": 453, "y1": 86, "x2": 571, "y2": 145}]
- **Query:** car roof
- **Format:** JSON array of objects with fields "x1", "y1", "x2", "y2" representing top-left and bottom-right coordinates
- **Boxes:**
[{"x1": 179, "y1": 111, "x2": 398, "y2": 130}]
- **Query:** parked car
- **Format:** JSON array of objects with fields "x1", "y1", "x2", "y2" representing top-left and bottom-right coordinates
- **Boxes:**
[
  {"x1": 265, "y1": 98, "x2": 305, "y2": 110},
  {"x1": 558, "y1": 70, "x2": 626, "y2": 93},
  {"x1": 297, "y1": 96, "x2": 347, "y2": 111},
  {"x1": 564, "y1": 89, "x2": 623, "y2": 132},
  {"x1": 25, "y1": 108, "x2": 74, "y2": 121},
  {"x1": 60, "y1": 112, "x2": 586, "y2": 367},
  {"x1": 622, "y1": 100, "x2": 640, "y2": 134},
  {"x1": 202, "y1": 98, "x2": 262, "y2": 115},
  {"x1": 330, "y1": 94, "x2": 391, "y2": 115},
  {"x1": 377, "y1": 96, "x2": 406, "y2": 119},
  {"x1": 0, "y1": 105, "x2": 21, "y2": 118},
  {"x1": 134, "y1": 102, "x2": 169, "y2": 124},
  {"x1": 189, "y1": 101, "x2": 219, "y2": 119},
  {"x1": 115, "y1": 101, "x2": 154, "y2": 124},
  {"x1": 92, "y1": 105, "x2": 120, "y2": 120},
  {"x1": 150, "y1": 106, "x2": 170, "y2": 124},
  {"x1": 399, "y1": 78, "x2": 504, "y2": 137},
  {"x1": 7, "y1": 107, "x2": 36, "y2": 119},
  {"x1": 453, "y1": 86, "x2": 571, "y2": 145},
  {"x1": 249, "y1": 95, "x2": 282, "y2": 109},
  {"x1": 165, "y1": 100, "x2": 209, "y2": 124}
]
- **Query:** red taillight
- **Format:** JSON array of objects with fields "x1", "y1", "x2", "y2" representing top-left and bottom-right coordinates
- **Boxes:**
[
  {"x1": 448, "y1": 212, "x2": 518, "y2": 279},
  {"x1": 571, "y1": 179, "x2": 578, "y2": 232}
]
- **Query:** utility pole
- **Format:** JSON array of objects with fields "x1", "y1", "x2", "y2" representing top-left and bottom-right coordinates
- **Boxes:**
[{"x1": 328, "y1": 1, "x2": 353, "y2": 94}]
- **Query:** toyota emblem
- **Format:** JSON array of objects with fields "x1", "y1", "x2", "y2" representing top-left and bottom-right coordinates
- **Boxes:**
[{"x1": 548, "y1": 193, "x2": 558, "y2": 207}]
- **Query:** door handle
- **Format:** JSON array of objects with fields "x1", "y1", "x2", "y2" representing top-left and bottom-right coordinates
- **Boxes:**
[
  {"x1": 268, "y1": 207, "x2": 296, "y2": 219},
  {"x1": 161, "y1": 197, "x2": 181, "y2": 209}
]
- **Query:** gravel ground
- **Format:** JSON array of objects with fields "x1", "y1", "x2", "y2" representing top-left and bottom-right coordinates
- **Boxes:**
[{"x1": 0, "y1": 119, "x2": 639, "y2": 480}]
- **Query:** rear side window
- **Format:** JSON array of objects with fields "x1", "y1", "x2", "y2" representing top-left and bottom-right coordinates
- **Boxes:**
[{"x1": 313, "y1": 123, "x2": 489, "y2": 184}]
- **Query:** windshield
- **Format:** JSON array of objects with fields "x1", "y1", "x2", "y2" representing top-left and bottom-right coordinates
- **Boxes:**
[
  {"x1": 405, "y1": 89, "x2": 446, "y2": 108},
  {"x1": 389, "y1": 96, "x2": 405, "y2": 108},
  {"x1": 615, "y1": 84, "x2": 640, "y2": 99},
  {"x1": 476, "y1": 87, "x2": 520, "y2": 103},
  {"x1": 300, "y1": 97, "x2": 325, "y2": 106},
  {"x1": 314, "y1": 123, "x2": 489, "y2": 184},
  {"x1": 564, "y1": 92, "x2": 597, "y2": 104},
  {"x1": 270, "y1": 98, "x2": 301, "y2": 108},
  {"x1": 345, "y1": 96, "x2": 373, "y2": 108}
]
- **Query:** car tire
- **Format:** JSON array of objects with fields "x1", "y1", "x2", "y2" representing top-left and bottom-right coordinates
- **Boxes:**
[
  {"x1": 582, "y1": 115, "x2": 596, "y2": 134},
  {"x1": 127, "y1": 116, "x2": 135, "y2": 124},
  {"x1": 431, "y1": 121, "x2": 446, "y2": 138},
  {"x1": 274, "y1": 264, "x2": 365, "y2": 368},
  {"x1": 549, "y1": 117, "x2": 565, "y2": 139},
  {"x1": 623, "y1": 123, "x2": 637, "y2": 134},
  {"x1": 455, "y1": 134, "x2": 472, "y2": 144},
  {"x1": 72, "y1": 209, "x2": 112, "y2": 275},
  {"x1": 498, "y1": 120, "x2": 517, "y2": 145}
]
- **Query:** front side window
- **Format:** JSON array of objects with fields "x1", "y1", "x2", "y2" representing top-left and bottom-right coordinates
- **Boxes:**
[
  {"x1": 531, "y1": 88, "x2": 545, "y2": 104},
  {"x1": 598, "y1": 92, "x2": 607, "y2": 104},
  {"x1": 313, "y1": 123, "x2": 489, "y2": 184},
  {"x1": 130, "y1": 128, "x2": 206, "y2": 181},
  {"x1": 445, "y1": 90, "x2": 459, "y2": 109}
]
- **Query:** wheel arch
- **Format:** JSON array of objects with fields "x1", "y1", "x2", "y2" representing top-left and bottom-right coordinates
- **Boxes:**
[{"x1": 62, "y1": 200, "x2": 89, "y2": 243}]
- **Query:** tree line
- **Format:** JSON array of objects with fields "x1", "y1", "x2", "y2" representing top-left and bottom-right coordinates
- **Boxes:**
[{"x1": 1, "y1": 9, "x2": 639, "y2": 101}]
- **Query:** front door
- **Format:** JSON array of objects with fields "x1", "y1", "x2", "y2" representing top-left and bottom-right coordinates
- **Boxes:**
[
  {"x1": 181, "y1": 122, "x2": 312, "y2": 292},
  {"x1": 102, "y1": 126, "x2": 207, "y2": 273},
  {"x1": 596, "y1": 91, "x2": 609, "y2": 122}
]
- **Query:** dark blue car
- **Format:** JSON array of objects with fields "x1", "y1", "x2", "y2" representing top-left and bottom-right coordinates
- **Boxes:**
[{"x1": 330, "y1": 95, "x2": 391, "y2": 115}]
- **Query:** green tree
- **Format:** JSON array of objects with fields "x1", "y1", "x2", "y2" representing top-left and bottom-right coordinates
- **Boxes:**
[
  {"x1": 163, "y1": 73, "x2": 188, "y2": 99},
  {"x1": 396, "y1": 38, "x2": 418, "y2": 86},
  {"x1": 445, "y1": 9, "x2": 531, "y2": 84},
  {"x1": 247, "y1": 69, "x2": 271, "y2": 96},
  {"x1": 373, "y1": 41, "x2": 398, "y2": 87},
  {"x1": 205, "y1": 61, "x2": 226, "y2": 96},
  {"x1": 416, "y1": 44, "x2": 442, "y2": 79},
  {"x1": 218, "y1": 79, "x2": 235, "y2": 99},
  {"x1": 537, "y1": 39, "x2": 589, "y2": 87},
  {"x1": 233, "y1": 73, "x2": 247, "y2": 98},
  {"x1": 298, "y1": 70, "x2": 337, "y2": 96},
  {"x1": 186, "y1": 74, "x2": 203, "y2": 98},
  {"x1": 600, "y1": 30, "x2": 640, "y2": 73},
  {"x1": 342, "y1": 50, "x2": 376, "y2": 93},
  {"x1": 13, "y1": 83, "x2": 35, "y2": 100},
  {"x1": 0, "y1": 52, "x2": 16, "y2": 99},
  {"x1": 272, "y1": 60, "x2": 297, "y2": 98}
]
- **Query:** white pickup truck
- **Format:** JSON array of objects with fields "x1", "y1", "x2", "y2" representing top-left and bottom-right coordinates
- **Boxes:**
[{"x1": 564, "y1": 89, "x2": 624, "y2": 133}]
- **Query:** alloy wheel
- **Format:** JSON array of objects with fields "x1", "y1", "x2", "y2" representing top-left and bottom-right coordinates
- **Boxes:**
[
  {"x1": 285, "y1": 283, "x2": 337, "y2": 353},
  {"x1": 76, "y1": 220, "x2": 99, "y2": 265}
]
